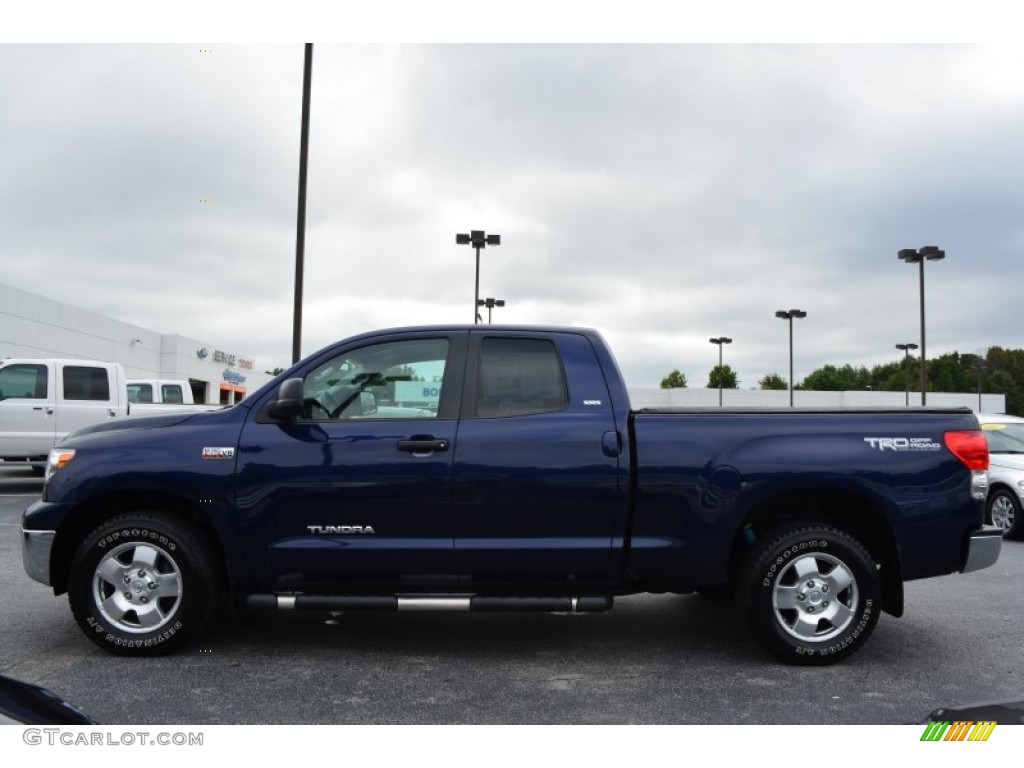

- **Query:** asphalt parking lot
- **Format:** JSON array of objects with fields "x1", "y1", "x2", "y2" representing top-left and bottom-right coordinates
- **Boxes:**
[{"x1": 2, "y1": 464, "x2": 1022, "y2": 725}]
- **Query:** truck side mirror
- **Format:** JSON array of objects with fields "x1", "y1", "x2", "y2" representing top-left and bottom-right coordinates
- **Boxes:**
[{"x1": 267, "y1": 378, "x2": 304, "y2": 421}]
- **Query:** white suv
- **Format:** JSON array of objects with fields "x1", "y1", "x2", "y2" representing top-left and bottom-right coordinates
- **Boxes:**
[{"x1": 978, "y1": 413, "x2": 1024, "y2": 539}]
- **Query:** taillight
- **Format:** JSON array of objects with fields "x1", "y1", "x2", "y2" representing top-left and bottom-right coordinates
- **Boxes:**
[{"x1": 944, "y1": 431, "x2": 989, "y2": 470}]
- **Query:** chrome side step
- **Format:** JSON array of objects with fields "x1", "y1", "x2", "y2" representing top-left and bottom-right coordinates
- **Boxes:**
[{"x1": 245, "y1": 594, "x2": 613, "y2": 613}]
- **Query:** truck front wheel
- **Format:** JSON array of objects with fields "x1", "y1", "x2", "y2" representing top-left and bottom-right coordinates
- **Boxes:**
[
  {"x1": 68, "y1": 512, "x2": 219, "y2": 656},
  {"x1": 739, "y1": 524, "x2": 881, "y2": 665}
]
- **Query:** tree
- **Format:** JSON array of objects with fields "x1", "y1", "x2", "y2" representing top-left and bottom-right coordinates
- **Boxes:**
[
  {"x1": 759, "y1": 373, "x2": 788, "y2": 390},
  {"x1": 988, "y1": 370, "x2": 1021, "y2": 415},
  {"x1": 867, "y1": 361, "x2": 903, "y2": 392},
  {"x1": 706, "y1": 364, "x2": 738, "y2": 389},
  {"x1": 265, "y1": 367, "x2": 285, "y2": 376},
  {"x1": 660, "y1": 370, "x2": 687, "y2": 389},
  {"x1": 928, "y1": 352, "x2": 977, "y2": 393},
  {"x1": 800, "y1": 364, "x2": 871, "y2": 391}
]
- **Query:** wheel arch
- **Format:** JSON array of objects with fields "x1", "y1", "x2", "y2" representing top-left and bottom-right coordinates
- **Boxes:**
[
  {"x1": 986, "y1": 480, "x2": 1018, "y2": 497},
  {"x1": 50, "y1": 490, "x2": 230, "y2": 596},
  {"x1": 728, "y1": 486, "x2": 904, "y2": 617}
]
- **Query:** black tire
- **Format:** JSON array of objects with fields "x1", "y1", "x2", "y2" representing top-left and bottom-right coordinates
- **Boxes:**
[
  {"x1": 68, "y1": 512, "x2": 220, "y2": 656},
  {"x1": 738, "y1": 524, "x2": 881, "y2": 666},
  {"x1": 987, "y1": 489, "x2": 1023, "y2": 540}
]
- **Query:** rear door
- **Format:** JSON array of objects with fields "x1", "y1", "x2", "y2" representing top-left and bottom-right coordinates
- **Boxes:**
[
  {"x1": 0, "y1": 362, "x2": 55, "y2": 457},
  {"x1": 55, "y1": 364, "x2": 119, "y2": 439},
  {"x1": 452, "y1": 331, "x2": 624, "y2": 587}
]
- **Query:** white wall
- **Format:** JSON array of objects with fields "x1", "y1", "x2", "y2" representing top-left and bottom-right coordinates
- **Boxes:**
[{"x1": 0, "y1": 282, "x2": 271, "y2": 400}]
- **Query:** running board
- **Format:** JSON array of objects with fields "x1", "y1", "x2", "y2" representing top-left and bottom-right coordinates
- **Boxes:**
[{"x1": 245, "y1": 594, "x2": 613, "y2": 613}]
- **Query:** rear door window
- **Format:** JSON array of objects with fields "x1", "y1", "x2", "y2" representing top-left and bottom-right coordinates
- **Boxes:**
[
  {"x1": 63, "y1": 366, "x2": 111, "y2": 402},
  {"x1": 475, "y1": 337, "x2": 568, "y2": 417}
]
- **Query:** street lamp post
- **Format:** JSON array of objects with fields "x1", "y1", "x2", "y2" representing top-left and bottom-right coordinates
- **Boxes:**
[
  {"x1": 895, "y1": 342, "x2": 919, "y2": 407},
  {"x1": 898, "y1": 246, "x2": 945, "y2": 405},
  {"x1": 708, "y1": 336, "x2": 732, "y2": 406},
  {"x1": 973, "y1": 357, "x2": 985, "y2": 412},
  {"x1": 477, "y1": 297, "x2": 506, "y2": 324},
  {"x1": 775, "y1": 309, "x2": 807, "y2": 407},
  {"x1": 456, "y1": 230, "x2": 501, "y2": 324},
  {"x1": 292, "y1": 43, "x2": 314, "y2": 364}
]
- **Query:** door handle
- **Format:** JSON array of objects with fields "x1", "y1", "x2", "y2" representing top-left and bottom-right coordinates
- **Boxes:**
[
  {"x1": 602, "y1": 430, "x2": 622, "y2": 458},
  {"x1": 396, "y1": 438, "x2": 449, "y2": 453}
]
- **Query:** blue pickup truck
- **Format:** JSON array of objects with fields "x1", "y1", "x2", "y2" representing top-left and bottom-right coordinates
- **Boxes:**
[{"x1": 22, "y1": 325, "x2": 1001, "y2": 665}]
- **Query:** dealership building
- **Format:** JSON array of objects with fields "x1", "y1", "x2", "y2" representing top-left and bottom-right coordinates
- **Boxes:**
[{"x1": 0, "y1": 281, "x2": 272, "y2": 405}]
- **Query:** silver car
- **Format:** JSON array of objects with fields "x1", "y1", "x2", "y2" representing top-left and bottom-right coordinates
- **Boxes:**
[{"x1": 978, "y1": 413, "x2": 1024, "y2": 539}]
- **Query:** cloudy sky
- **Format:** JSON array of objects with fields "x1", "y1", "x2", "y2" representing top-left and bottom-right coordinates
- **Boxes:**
[{"x1": 3, "y1": 22, "x2": 1024, "y2": 389}]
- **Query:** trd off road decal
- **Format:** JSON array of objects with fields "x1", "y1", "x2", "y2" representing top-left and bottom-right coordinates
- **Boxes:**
[{"x1": 863, "y1": 437, "x2": 941, "y2": 452}]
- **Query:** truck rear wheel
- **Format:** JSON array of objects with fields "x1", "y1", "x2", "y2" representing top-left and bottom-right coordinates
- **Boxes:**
[
  {"x1": 739, "y1": 524, "x2": 880, "y2": 665},
  {"x1": 68, "y1": 512, "x2": 219, "y2": 656}
]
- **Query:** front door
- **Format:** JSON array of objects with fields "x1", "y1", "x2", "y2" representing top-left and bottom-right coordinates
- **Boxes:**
[
  {"x1": 235, "y1": 333, "x2": 466, "y2": 590},
  {"x1": 0, "y1": 362, "x2": 54, "y2": 458}
]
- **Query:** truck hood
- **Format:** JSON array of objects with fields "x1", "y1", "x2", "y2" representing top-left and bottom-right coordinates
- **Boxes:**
[{"x1": 63, "y1": 409, "x2": 229, "y2": 443}]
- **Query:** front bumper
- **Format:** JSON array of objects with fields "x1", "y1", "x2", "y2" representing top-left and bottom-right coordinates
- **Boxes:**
[
  {"x1": 961, "y1": 526, "x2": 1002, "y2": 573},
  {"x1": 22, "y1": 530, "x2": 55, "y2": 586}
]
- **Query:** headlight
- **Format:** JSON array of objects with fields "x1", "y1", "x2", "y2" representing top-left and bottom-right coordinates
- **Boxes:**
[{"x1": 45, "y1": 448, "x2": 76, "y2": 482}]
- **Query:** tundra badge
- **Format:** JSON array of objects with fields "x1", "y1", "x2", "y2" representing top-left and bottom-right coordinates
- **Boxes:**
[{"x1": 307, "y1": 525, "x2": 376, "y2": 535}]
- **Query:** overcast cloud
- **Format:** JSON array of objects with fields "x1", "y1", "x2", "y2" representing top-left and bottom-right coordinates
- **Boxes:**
[{"x1": 2, "y1": 43, "x2": 1023, "y2": 389}]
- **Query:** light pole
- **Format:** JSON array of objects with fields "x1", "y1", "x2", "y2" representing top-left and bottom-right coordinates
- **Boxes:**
[
  {"x1": 895, "y1": 342, "x2": 918, "y2": 407},
  {"x1": 709, "y1": 336, "x2": 732, "y2": 406},
  {"x1": 972, "y1": 356, "x2": 985, "y2": 412},
  {"x1": 456, "y1": 230, "x2": 500, "y2": 324},
  {"x1": 292, "y1": 43, "x2": 313, "y2": 364},
  {"x1": 898, "y1": 245, "x2": 945, "y2": 405},
  {"x1": 477, "y1": 297, "x2": 506, "y2": 324},
  {"x1": 775, "y1": 309, "x2": 806, "y2": 407}
]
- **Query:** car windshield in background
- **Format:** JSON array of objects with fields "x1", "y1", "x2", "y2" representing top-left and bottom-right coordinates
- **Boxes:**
[{"x1": 982, "y1": 422, "x2": 1024, "y2": 454}]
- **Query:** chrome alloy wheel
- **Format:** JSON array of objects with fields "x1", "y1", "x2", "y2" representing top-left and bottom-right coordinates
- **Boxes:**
[
  {"x1": 990, "y1": 493, "x2": 1017, "y2": 533},
  {"x1": 92, "y1": 542, "x2": 182, "y2": 633},
  {"x1": 770, "y1": 552, "x2": 858, "y2": 642}
]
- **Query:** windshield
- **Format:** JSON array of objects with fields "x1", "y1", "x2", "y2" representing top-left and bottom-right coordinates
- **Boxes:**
[{"x1": 981, "y1": 422, "x2": 1024, "y2": 453}]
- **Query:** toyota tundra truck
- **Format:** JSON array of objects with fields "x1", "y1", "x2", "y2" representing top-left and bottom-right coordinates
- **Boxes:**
[{"x1": 21, "y1": 325, "x2": 1001, "y2": 664}]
